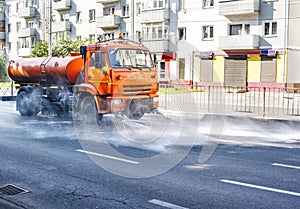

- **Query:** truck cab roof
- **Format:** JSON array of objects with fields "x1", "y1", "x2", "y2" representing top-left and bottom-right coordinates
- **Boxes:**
[{"x1": 85, "y1": 38, "x2": 149, "y2": 52}]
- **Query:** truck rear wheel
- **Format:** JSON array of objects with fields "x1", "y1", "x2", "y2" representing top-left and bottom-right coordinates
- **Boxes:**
[
  {"x1": 17, "y1": 91, "x2": 40, "y2": 116},
  {"x1": 80, "y1": 96, "x2": 103, "y2": 124}
]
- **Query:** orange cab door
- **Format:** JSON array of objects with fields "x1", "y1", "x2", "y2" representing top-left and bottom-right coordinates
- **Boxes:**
[{"x1": 87, "y1": 52, "x2": 111, "y2": 95}]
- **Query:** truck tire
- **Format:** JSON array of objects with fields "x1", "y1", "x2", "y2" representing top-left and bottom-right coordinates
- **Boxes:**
[
  {"x1": 17, "y1": 91, "x2": 40, "y2": 116},
  {"x1": 80, "y1": 96, "x2": 103, "y2": 123}
]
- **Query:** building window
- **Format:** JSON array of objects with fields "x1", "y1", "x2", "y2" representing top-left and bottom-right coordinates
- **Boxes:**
[
  {"x1": 136, "y1": 31, "x2": 141, "y2": 42},
  {"x1": 89, "y1": 34, "x2": 96, "y2": 42},
  {"x1": 103, "y1": 6, "x2": 115, "y2": 16},
  {"x1": 136, "y1": 3, "x2": 142, "y2": 16},
  {"x1": 26, "y1": 20, "x2": 34, "y2": 28},
  {"x1": 26, "y1": 0, "x2": 33, "y2": 7},
  {"x1": 244, "y1": 24, "x2": 250, "y2": 35},
  {"x1": 160, "y1": 62, "x2": 166, "y2": 79},
  {"x1": 122, "y1": 5, "x2": 129, "y2": 17},
  {"x1": 52, "y1": 32, "x2": 70, "y2": 43},
  {"x1": 229, "y1": 24, "x2": 242, "y2": 35},
  {"x1": 61, "y1": 13, "x2": 70, "y2": 21},
  {"x1": 142, "y1": 0, "x2": 167, "y2": 10},
  {"x1": 7, "y1": 5, "x2": 11, "y2": 17},
  {"x1": 122, "y1": 32, "x2": 129, "y2": 38},
  {"x1": 89, "y1": 9, "x2": 96, "y2": 22},
  {"x1": 8, "y1": 24, "x2": 11, "y2": 33},
  {"x1": 17, "y1": 41, "x2": 20, "y2": 51},
  {"x1": 264, "y1": 21, "x2": 277, "y2": 36},
  {"x1": 178, "y1": 0, "x2": 185, "y2": 11},
  {"x1": 203, "y1": 0, "x2": 214, "y2": 8},
  {"x1": 20, "y1": 36, "x2": 35, "y2": 49},
  {"x1": 142, "y1": 23, "x2": 169, "y2": 40},
  {"x1": 76, "y1": 12, "x2": 82, "y2": 23},
  {"x1": 104, "y1": 33, "x2": 114, "y2": 40},
  {"x1": 178, "y1": 28, "x2": 186, "y2": 40},
  {"x1": 203, "y1": 26, "x2": 213, "y2": 39},
  {"x1": 1, "y1": 41, "x2": 5, "y2": 50},
  {"x1": 229, "y1": 24, "x2": 250, "y2": 35},
  {"x1": 30, "y1": 37, "x2": 35, "y2": 48},
  {"x1": 38, "y1": 20, "x2": 42, "y2": 29},
  {"x1": 164, "y1": 25, "x2": 169, "y2": 39},
  {"x1": 0, "y1": 21, "x2": 4, "y2": 32},
  {"x1": 16, "y1": 22, "x2": 21, "y2": 32}
]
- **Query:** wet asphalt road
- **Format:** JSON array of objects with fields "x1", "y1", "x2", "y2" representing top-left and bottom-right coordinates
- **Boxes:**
[{"x1": 0, "y1": 101, "x2": 300, "y2": 209}]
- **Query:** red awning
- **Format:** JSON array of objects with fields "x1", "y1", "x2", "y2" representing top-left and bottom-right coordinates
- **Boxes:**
[{"x1": 161, "y1": 52, "x2": 176, "y2": 61}]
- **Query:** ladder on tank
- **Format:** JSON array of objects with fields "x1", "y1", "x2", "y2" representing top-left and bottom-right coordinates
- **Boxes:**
[{"x1": 40, "y1": 56, "x2": 52, "y2": 88}]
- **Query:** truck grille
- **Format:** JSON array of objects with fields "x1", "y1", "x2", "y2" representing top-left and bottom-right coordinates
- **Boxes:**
[{"x1": 123, "y1": 84, "x2": 151, "y2": 95}]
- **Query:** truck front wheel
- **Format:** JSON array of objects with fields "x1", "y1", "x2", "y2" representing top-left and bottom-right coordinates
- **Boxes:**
[
  {"x1": 17, "y1": 91, "x2": 40, "y2": 116},
  {"x1": 80, "y1": 96, "x2": 103, "y2": 123}
]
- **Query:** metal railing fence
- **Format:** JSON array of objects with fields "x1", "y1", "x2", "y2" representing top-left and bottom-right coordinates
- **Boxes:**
[
  {"x1": 158, "y1": 84, "x2": 300, "y2": 118},
  {"x1": 0, "y1": 79, "x2": 18, "y2": 97}
]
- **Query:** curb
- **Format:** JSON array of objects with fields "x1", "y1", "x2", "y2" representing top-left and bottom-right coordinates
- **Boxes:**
[{"x1": 158, "y1": 109, "x2": 300, "y2": 124}]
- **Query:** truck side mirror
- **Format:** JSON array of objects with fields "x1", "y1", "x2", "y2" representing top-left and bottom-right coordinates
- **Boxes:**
[{"x1": 80, "y1": 46, "x2": 87, "y2": 56}]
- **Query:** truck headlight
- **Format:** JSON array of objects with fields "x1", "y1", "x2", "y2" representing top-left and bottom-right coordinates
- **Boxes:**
[{"x1": 111, "y1": 99, "x2": 122, "y2": 105}]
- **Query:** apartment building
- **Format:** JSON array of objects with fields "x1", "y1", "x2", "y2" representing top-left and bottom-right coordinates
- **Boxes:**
[
  {"x1": 2, "y1": 0, "x2": 300, "y2": 87},
  {"x1": 173, "y1": 0, "x2": 300, "y2": 88}
]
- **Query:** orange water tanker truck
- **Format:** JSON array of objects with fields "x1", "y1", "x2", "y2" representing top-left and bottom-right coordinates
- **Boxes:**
[{"x1": 8, "y1": 38, "x2": 159, "y2": 120}]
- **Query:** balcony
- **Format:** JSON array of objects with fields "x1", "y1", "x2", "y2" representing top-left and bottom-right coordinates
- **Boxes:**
[
  {"x1": 219, "y1": 0, "x2": 260, "y2": 16},
  {"x1": 53, "y1": 0, "x2": 71, "y2": 11},
  {"x1": 0, "y1": 32, "x2": 4, "y2": 40},
  {"x1": 96, "y1": 15, "x2": 120, "y2": 29},
  {"x1": 18, "y1": 48, "x2": 33, "y2": 57},
  {"x1": 141, "y1": 9, "x2": 169, "y2": 23},
  {"x1": 52, "y1": 21, "x2": 71, "y2": 32},
  {"x1": 219, "y1": 35, "x2": 260, "y2": 50},
  {"x1": 142, "y1": 39, "x2": 169, "y2": 53},
  {"x1": 96, "y1": 0, "x2": 119, "y2": 3},
  {"x1": 19, "y1": 28, "x2": 37, "y2": 38},
  {"x1": 18, "y1": 7, "x2": 37, "y2": 18}
]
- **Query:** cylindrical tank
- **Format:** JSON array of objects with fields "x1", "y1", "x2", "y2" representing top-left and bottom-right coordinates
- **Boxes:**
[{"x1": 8, "y1": 56, "x2": 84, "y2": 86}]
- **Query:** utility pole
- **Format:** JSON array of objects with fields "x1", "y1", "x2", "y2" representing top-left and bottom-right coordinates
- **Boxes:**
[
  {"x1": 48, "y1": 0, "x2": 52, "y2": 56},
  {"x1": 283, "y1": 0, "x2": 290, "y2": 89},
  {"x1": 131, "y1": 0, "x2": 134, "y2": 40}
]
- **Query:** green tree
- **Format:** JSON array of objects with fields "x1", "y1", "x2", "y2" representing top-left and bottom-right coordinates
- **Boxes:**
[
  {"x1": 31, "y1": 41, "x2": 49, "y2": 57},
  {"x1": 52, "y1": 39, "x2": 90, "y2": 57},
  {"x1": 0, "y1": 57, "x2": 8, "y2": 80}
]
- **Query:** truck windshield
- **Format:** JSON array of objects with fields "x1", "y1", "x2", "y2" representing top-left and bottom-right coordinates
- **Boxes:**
[{"x1": 108, "y1": 49, "x2": 154, "y2": 68}]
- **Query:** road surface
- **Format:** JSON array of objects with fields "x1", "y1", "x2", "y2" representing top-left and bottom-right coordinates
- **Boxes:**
[{"x1": 0, "y1": 101, "x2": 300, "y2": 209}]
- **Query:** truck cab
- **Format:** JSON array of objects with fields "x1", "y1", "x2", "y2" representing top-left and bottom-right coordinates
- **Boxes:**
[{"x1": 74, "y1": 38, "x2": 159, "y2": 120}]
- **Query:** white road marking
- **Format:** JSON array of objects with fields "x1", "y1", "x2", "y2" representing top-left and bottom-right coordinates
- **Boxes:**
[
  {"x1": 76, "y1": 149, "x2": 139, "y2": 164},
  {"x1": 221, "y1": 179, "x2": 300, "y2": 197},
  {"x1": 149, "y1": 199, "x2": 189, "y2": 209},
  {"x1": 272, "y1": 163, "x2": 300, "y2": 170}
]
